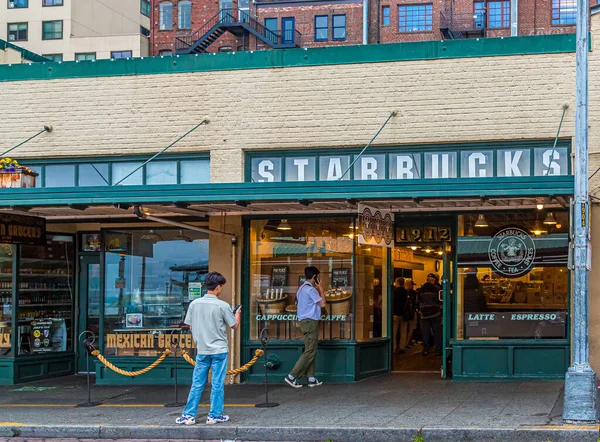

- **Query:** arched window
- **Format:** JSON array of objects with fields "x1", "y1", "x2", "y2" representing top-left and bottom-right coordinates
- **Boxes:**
[
  {"x1": 159, "y1": 2, "x2": 173, "y2": 30},
  {"x1": 178, "y1": 1, "x2": 192, "y2": 29}
]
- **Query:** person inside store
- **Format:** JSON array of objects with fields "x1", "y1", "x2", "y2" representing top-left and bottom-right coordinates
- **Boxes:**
[
  {"x1": 285, "y1": 266, "x2": 326, "y2": 388},
  {"x1": 373, "y1": 280, "x2": 383, "y2": 338},
  {"x1": 418, "y1": 273, "x2": 442, "y2": 356},
  {"x1": 176, "y1": 271, "x2": 241, "y2": 426},
  {"x1": 463, "y1": 267, "x2": 487, "y2": 315},
  {"x1": 404, "y1": 278, "x2": 418, "y2": 349},
  {"x1": 392, "y1": 277, "x2": 407, "y2": 353}
]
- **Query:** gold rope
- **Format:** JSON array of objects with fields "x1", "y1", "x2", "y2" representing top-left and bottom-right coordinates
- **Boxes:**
[
  {"x1": 91, "y1": 349, "x2": 172, "y2": 377},
  {"x1": 181, "y1": 349, "x2": 265, "y2": 375}
]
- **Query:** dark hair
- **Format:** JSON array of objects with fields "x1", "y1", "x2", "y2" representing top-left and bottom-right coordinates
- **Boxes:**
[
  {"x1": 304, "y1": 266, "x2": 320, "y2": 280},
  {"x1": 204, "y1": 271, "x2": 227, "y2": 291}
]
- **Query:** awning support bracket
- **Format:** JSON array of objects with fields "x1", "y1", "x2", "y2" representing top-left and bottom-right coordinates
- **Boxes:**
[
  {"x1": 1, "y1": 125, "x2": 52, "y2": 157},
  {"x1": 113, "y1": 119, "x2": 210, "y2": 186}
]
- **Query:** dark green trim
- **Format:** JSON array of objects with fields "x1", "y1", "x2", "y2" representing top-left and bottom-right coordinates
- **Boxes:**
[
  {"x1": 0, "y1": 175, "x2": 575, "y2": 208},
  {"x1": 0, "y1": 34, "x2": 576, "y2": 83},
  {"x1": 0, "y1": 38, "x2": 49, "y2": 63}
]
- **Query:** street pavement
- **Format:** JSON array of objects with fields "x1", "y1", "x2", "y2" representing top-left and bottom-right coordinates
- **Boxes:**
[{"x1": 0, "y1": 374, "x2": 598, "y2": 441}]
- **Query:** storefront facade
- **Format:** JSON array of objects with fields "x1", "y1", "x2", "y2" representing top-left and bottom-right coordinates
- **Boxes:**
[{"x1": 2, "y1": 17, "x2": 600, "y2": 384}]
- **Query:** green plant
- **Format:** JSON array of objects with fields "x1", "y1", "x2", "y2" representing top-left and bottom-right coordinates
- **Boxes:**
[{"x1": 413, "y1": 428, "x2": 425, "y2": 442}]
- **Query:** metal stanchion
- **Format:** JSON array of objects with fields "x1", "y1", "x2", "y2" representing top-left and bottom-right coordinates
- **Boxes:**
[
  {"x1": 255, "y1": 328, "x2": 279, "y2": 408},
  {"x1": 76, "y1": 331, "x2": 102, "y2": 408},
  {"x1": 165, "y1": 330, "x2": 186, "y2": 408}
]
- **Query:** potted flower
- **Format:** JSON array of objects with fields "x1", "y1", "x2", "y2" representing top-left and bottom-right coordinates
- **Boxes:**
[{"x1": 0, "y1": 158, "x2": 38, "y2": 188}]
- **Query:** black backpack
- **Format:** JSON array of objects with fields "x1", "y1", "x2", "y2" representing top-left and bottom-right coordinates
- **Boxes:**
[{"x1": 403, "y1": 295, "x2": 416, "y2": 321}]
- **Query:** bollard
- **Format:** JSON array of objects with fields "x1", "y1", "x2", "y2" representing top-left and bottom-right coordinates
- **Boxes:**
[
  {"x1": 255, "y1": 328, "x2": 279, "y2": 408},
  {"x1": 76, "y1": 331, "x2": 102, "y2": 408},
  {"x1": 165, "y1": 331, "x2": 186, "y2": 408}
]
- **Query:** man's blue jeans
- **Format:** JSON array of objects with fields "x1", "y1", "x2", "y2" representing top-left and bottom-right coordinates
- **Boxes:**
[{"x1": 182, "y1": 352, "x2": 228, "y2": 418}]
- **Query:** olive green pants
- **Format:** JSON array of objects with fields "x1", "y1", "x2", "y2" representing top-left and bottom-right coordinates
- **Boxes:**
[{"x1": 290, "y1": 319, "x2": 319, "y2": 379}]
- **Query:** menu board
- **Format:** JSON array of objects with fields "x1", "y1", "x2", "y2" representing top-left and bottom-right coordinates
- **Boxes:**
[
  {"x1": 32, "y1": 320, "x2": 53, "y2": 352},
  {"x1": 465, "y1": 311, "x2": 566, "y2": 339},
  {"x1": 271, "y1": 266, "x2": 288, "y2": 287},
  {"x1": 188, "y1": 282, "x2": 203, "y2": 301},
  {"x1": 332, "y1": 268, "x2": 350, "y2": 288}
]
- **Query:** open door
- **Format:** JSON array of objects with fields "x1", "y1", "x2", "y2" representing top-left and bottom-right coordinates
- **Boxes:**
[{"x1": 441, "y1": 241, "x2": 452, "y2": 378}]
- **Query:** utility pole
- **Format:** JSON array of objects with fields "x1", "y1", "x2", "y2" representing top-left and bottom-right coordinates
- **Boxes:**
[{"x1": 562, "y1": 0, "x2": 599, "y2": 422}]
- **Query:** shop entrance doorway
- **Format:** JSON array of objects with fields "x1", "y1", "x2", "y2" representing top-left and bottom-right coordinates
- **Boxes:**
[
  {"x1": 77, "y1": 256, "x2": 100, "y2": 373},
  {"x1": 391, "y1": 227, "x2": 453, "y2": 377}
]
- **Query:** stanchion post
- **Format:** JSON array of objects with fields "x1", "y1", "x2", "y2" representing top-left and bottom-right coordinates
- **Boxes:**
[
  {"x1": 256, "y1": 328, "x2": 278, "y2": 408},
  {"x1": 165, "y1": 330, "x2": 186, "y2": 408},
  {"x1": 76, "y1": 331, "x2": 102, "y2": 408}
]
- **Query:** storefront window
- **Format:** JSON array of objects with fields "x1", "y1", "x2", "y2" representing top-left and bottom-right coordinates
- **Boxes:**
[
  {"x1": 0, "y1": 244, "x2": 13, "y2": 356},
  {"x1": 103, "y1": 229, "x2": 208, "y2": 356},
  {"x1": 18, "y1": 235, "x2": 74, "y2": 355},
  {"x1": 249, "y1": 218, "x2": 388, "y2": 342},
  {"x1": 456, "y1": 212, "x2": 569, "y2": 340}
]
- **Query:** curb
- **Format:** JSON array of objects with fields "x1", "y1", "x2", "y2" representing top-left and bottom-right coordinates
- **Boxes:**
[{"x1": 1, "y1": 424, "x2": 598, "y2": 441}]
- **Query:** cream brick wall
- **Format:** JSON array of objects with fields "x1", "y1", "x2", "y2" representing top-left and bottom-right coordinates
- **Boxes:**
[{"x1": 3, "y1": 36, "x2": 597, "y2": 183}]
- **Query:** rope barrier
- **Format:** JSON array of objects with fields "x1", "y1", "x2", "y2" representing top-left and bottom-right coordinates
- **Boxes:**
[
  {"x1": 91, "y1": 349, "x2": 172, "y2": 377},
  {"x1": 181, "y1": 349, "x2": 264, "y2": 375}
]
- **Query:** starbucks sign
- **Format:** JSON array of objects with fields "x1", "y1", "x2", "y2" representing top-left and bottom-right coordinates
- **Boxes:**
[{"x1": 488, "y1": 227, "x2": 536, "y2": 277}]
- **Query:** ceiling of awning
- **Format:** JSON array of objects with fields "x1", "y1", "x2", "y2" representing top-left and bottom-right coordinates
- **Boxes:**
[{"x1": 0, "y1": 195, "x2": 570, "y2": 221}]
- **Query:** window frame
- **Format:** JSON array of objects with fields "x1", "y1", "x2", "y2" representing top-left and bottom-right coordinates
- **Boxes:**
[
  {"x1": 42, "y1": 20, "x2": 63, "y2": 40},
  {"x1": 159, "y1": 49, "x2": 173, "y2": 56},
  {"x1": 75, "y1": 52, "x2": 96, "y2": 61},
  {"x1": 159, "y1": 2, "x2": 173, "y2": 31},
  {"x1": 473, "y1": 1, "x2": 486, "y2": 28},
  {"x1": 140, "y1": 25, "x2": 150, "y2": 37},
  {"x1": 264, "y1": 17, "x2": 278, "y2": 43},
  {"x1": 332, "y1": 14, "x2": 346, "y2": 41},
  {"x1": 398, "y1": 4, "x2": 433, "y2": 33},
  {"x1": 552, "y1": 0, "x2": 576, "y2": 25},
  {"x1": 7, "y1": 22, "x2": 28, "y2": 42},
  {"x1": 8, "y1": 0, "x2": 27, "y2": 9},
  {"x1": 42, "y1": 0, "x2": 63, "y2": 6},
  {"x1": 487, "y1": 0, "x2": 510, "y2": 29},
  {"x1": 43, "y1": 53, "x2": 63, "y2": 62},
  {"x1": 111, "y1": 50, "x2": 133, "y2": 59},
  {"x1": 382, "y1": 6, "x2": 391, "y2": 26},
  {"x1": 178, "y1": 0, "x2": 192, "y2": 29},
  {"x1": 314, "y1": 15, "x2": 328, "y2": 41},
  {"x1": 140, "y1": 0, "x2": 151, "y2": 16}
]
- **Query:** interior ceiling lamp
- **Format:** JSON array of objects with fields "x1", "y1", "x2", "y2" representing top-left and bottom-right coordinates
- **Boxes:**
[
  {"x1": 349, "y1": 220, "x2": 358, "y2": 230},
  {"x1": 536, "y1": 198, "x2": 545, "y2": 210},
  {"x1": 410, "y1": 245, "x2": 418, "y2": 251},
  {"x1": 437, "y1": 248, "x2": 443, "y2": 256},
  {"x1": 543, "y1": 212, "x2": 558, "y2": 225},
  {"x1": 277, "y1": 219, "x2": 292, "y2": 231},
  {"x1": 466, "y1": 224, "x2": 475, "y2": 236},
  {"x1": 424, "y1": 246, "x2": 432, "y2": 253},
  {"x1": 532, "y1": 221, "x2": 548, "y2": 236},
  {"x1": 474, "y1": 214, "x2": 488, "y2": 228}
]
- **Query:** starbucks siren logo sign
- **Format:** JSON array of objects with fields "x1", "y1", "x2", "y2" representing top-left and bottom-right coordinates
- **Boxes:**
[{"x1": 488, "y1": 227, "x2": 536, "y2": 278}]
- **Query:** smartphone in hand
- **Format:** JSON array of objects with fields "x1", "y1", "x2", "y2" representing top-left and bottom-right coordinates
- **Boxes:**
[{"x1": 233, "y1": 305, "x2": 242, "y2": 314}]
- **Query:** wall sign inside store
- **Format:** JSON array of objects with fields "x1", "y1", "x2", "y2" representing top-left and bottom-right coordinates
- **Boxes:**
[
  {"x1": 249, "y1": 146, "x2": 570, "y2": 182},
  {"x1": 358, "y1": 205, "x2": 394, "y2": 248},
  {"x1": 465, "y1": 311, "x2": 566, "y2": 338},
  {"x1": 0, "y1": 213, "x2": 45, "y2": 245},
  {"x1": 396, "y1": 226, "x2": 451, "y2": 242},
  {"x1": 488, "y1": 227, "x2": 536, "y2": 278},
  {"x1": 0, "y1": 333, "x2": 10, "y2": 348}
]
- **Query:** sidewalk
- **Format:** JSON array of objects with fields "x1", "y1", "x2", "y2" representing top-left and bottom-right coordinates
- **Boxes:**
[{"x1": 0, "y1": 374, "x2": 598, "y2": 442}]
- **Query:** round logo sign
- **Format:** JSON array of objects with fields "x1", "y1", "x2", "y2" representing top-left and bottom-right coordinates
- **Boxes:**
[{"x1": 488, "y1": 227, "x2": 536, "y2": 278}]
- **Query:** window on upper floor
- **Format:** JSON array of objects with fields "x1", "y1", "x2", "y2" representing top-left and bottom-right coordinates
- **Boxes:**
[
  {"x1": 7, "y1": 23, "x2": 27, "y2": 41},
  {"x1": 552, "y1": 0, "x2": 576, "y2": 24},
  {"x1": 315, "y1": 15, "x2": 328, "y2": 41},
  {"x1": 160, "y1": 50, "x2": 173, "y2": 56},
  {"x1": 141, "y1": 0, "x2": 151, "y2": 16},
  {"x1": 43, "y1": 54, "x2": 63, "y2": 62},
  {"x1": 398, "y1": 4, "x2": 432, "y2": 32},
  {"x1": 8, "y1": 0, "x2": 27, "y2": 8},
  {"x1": 42, "y1": 20, "x2": 63, "y2": 40},
  {"x1": 160, "y1": 2, "x2": 173, "y2": 30},
  {"x1": 75, "y1": 52, "x2": 96, "y2": 61},
  {"x1": 332, "y1": 14, "x2": 346, "y2": 40},
  {"x1": 382, "y1": 6, "x2": 391, "y2": 25},
  {"x1": 141, "y1": 25, "x2": 150, "y2": 36},
  {"x1": 265, "y1": 17, "x2": 278, "y2": 43},
  {"x1": 43, "y1": 0, "x2": 63, "y2": 5},
  {"x1": 474, "y1": 2, "x2": 486, "y2": 28},
  {"x1": 178, "y1": 1, "x2": 192, "y2": 29},
  {"x1": 111, "y1": 51, "x2": 133, "y2": 59},
  {"x1": 488, "y1": 0, "x2": 510, "y2": 28}
]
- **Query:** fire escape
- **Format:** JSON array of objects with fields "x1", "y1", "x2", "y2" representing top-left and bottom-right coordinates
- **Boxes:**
[
  {"x1": 440, "y1": 9, "x2": 486, "y2": 39},
  {"x1": 176, "y1": 8, "x2": 302, "y2": 54}
]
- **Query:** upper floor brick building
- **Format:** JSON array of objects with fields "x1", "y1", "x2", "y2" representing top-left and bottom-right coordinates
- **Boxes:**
[{"x1": 150, "y1": 0, "x2": 591, "y2": 56}]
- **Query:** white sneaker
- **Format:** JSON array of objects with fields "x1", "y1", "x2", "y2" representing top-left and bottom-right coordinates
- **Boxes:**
[
  {"x1": 206, "y1": 414, "x2": 230, "y2": 425},
  {"x1": 175, "y1": 414, "x2": 195, "y2": 425}
]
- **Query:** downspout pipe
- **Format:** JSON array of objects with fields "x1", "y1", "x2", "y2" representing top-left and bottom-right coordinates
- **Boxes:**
[
  {"x1": 363, "y1": 0, "x2": 368, "y2": 44},
  {"x1": 510, "y1": 0, "x2": 518, "y2": 36},
  {"x1": 133, "y1": 206, "x2": 240, "y2": 382}
]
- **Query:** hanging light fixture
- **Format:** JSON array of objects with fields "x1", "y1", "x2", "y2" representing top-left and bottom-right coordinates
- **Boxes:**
[
  {"x1": 531, "y1": 221, "x2": 548, "y2": 236},
  {"x1": 277, "y1": 219, "x2": 292, "y2": 231},
  {"x1": 349, "y1": 220, "x2": 358, "y2": 230},
  {"x1": 543, "y1": 212, "x2": 557, "y2": 225},
  {"x1": 466, "y1": 224, "x2": 475, "y2": 236},
  {"x1": 536, "y1": 198, "x2": 545, "y2": 211},
  {"x1": 437, "y1": 248, "x2": 443, "y2": 256},
  {"x1": 424, "y1": 246, "x2": 432, "y2": 253},
  {"x1": 474, "y1": 214, "x2": 488, "y2": 228},
  {"x1": 410, "y1": 245, "x2": 418, "y2": 251}
]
